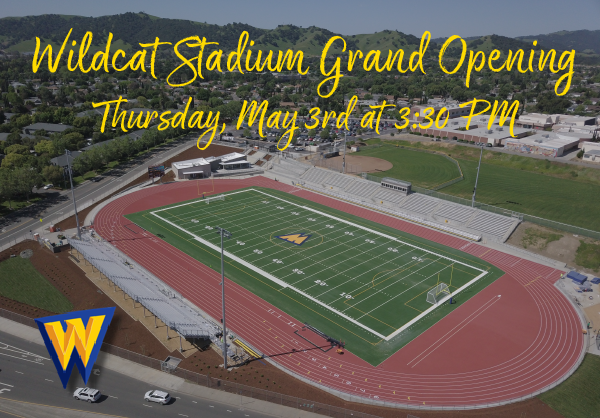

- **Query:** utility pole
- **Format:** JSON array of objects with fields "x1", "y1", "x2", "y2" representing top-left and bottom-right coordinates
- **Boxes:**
[
  {"x1": 472, "y1": 144, "x2": 484, "y2": 208},
  {"x1": 215, "y1": 226, "x2": 232, "y2": 369},
  {"x1": 65, "y1": 150, "x2": 81, "y2": 239}
]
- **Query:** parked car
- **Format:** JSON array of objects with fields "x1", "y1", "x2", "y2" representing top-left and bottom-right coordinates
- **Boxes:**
[
  {"x1": 43, "y1": 184, "x2": 53, "y2": 190},
  {"x1": 294, "y1": 147, "x2": 304, "y2": 151},
  {"x1": 73, "y1": 387, "x2": 101, "y2": 403},
  {"x1": 144, "y1": 390, "x2": 171, "y2": 405},
  {"x1": 90, "y1": 177, "x2": 101, "y2": 182}
]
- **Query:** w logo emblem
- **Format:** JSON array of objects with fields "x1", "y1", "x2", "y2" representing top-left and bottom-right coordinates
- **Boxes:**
[
  {"x1": 35, "y1": 307, "x2": 115, "y2": 388},
  {"x1": 276, "y1": 233, "x2": 311, "y2": 246}
]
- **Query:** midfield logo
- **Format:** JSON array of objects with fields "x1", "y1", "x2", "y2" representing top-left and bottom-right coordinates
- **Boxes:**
[
  {"x1": 35, "y1": 307, "x2": 115, "y2": 388},
  {"x1": 276, "y1": 233, "x2": 311, "y2": 246}
]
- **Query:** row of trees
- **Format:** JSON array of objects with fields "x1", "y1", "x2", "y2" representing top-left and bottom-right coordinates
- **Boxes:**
[{"x1": 72, "y1": 126, "x2": 187, "y2": 175}]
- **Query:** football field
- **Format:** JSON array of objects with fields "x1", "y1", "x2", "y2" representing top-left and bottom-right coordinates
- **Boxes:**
[{"x1": 127, "y1": 187, "x2": 503, "y2": 364}]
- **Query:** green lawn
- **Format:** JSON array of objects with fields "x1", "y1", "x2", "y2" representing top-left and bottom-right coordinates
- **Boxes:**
[
  {"x1": 126, "y1": 187, "x2": 504, "y2": 365},
  {"x1": 359, "y1": 145, "x2": 462, "y2": 189},
  {"x1": 356, "y1": 143, "x2": 600, "y2": 232},
  {"x1": 443, "y1": 159, "x2": 600, "y2": 231},
  {"x1": 0, "y1": 196, "x2": 44, "y2": 216},
  {"x1": 538, "y1": 354, "x2": 600, "y2": 418},
  {"x1": 73, "y1": 170, "x2": 98, "y2": 185},
  {"x1": 0, "y1": 257, "x2": 73, "y2": 313}
]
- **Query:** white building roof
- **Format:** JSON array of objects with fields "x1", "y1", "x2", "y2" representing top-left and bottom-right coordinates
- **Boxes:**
[
  {"x1": 506, "y1": 132, "x2": 580, "y2": 150},
  {"x1": 220, "y1": 152, "x2": 246, "y2": 162},
  {"x1": 172, "y1": 158, "x2": 210, "y2": 170}
]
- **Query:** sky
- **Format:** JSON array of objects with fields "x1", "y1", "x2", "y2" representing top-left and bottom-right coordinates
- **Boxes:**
[{"x1": 1, "y1": 0, "x2": 599, "y2": 38}]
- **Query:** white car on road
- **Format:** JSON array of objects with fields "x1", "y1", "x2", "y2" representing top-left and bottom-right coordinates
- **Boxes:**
[
  {"x1": 73, "y1": 387, "x2": 101, "y2": 403},
  {"x1": 144, "y1": 390, "x2": 171, "y2": 405},
  {"x1": 43, "y1": 184, "x2": 53, "y2": 190}
]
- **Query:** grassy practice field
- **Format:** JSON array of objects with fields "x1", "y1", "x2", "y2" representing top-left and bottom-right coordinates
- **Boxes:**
[
  {"x1": 127, "y1": 187, "x2": 503, "y2": 365},
  {"x1": 359, "y1": 144, "x2": 600, "y2": 232},
  {"x1": 538, "y1": 354, "x2": 600, "y2": 418},
  {"x1": 0, "y1": 257, "x2": 73, "y2": 313}
]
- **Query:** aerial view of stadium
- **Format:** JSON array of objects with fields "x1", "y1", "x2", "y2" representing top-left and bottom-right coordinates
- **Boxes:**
[{"x1": 1, "y1": 4, "x2": 600, "y2": 418}]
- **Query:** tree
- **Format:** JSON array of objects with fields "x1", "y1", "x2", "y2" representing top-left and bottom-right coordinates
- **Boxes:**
[
  {"x1": 0, "y1": 169, "x2": 17, "y2": 209},
  {"x1": 14, "y1": 166, "x2": 42, "y2": 201},
  {"x1": 6, "y1": 132, "x2": 23, "y2": 146},
  {"x1": 42, "y1": 165, "x2": 64, "y2": 186},
  {"x1": 1, "y1": 153, "x2": 27, "y2": 169},
  {"x1": 4, "y1": 144, "x2": 29, "y2": 155},
  {"x1": 34, "y1": 140, "x2": 54, "y2": 156}
]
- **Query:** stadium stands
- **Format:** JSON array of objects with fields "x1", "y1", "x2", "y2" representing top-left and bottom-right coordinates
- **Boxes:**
[
  {"x1": 372, "y1": 189, "x2": 408, "y2": 205},
  {"x1": 268, "y1": 160, "x2": 520, "y2": 242},
  {"x1": 398, "y1": 194, "x2": 441, "y2": 215},
  {"x1": 434, "y1": 204, "x2": 476, "y2": 223},
  {"x1": 466, "y1": 212, "x2": 519, "y2": 241},
  {"x1": 70, "y1": 233, "x2": 224, "y2": 347}
]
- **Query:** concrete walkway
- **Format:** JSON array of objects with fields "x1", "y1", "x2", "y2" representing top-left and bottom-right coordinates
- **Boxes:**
[{"x1": 0, "y1": 317, "x2": 324, "y2": 418}]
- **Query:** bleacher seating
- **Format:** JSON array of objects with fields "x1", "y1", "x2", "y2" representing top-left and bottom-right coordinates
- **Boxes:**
[
  {"x1": 343, "y1": 181, "x2": 380, "y2": 198},
  {"x1": 434, "y1": 204, "x2": 475, "y2": 223},
  {"x1": 325, "y1": 173, "x2": 355, "y2": 189},
  {"x1": 373, "y1": 189, "x2": 408, "y2": 204},
  {"x1": 300, "y1": 168, "x2": 333, "y2": 185},
  {"x1": 398, "y1": 194, "x2": 441, "y2": 215},
  {"x1": 466, "y1": 212, "x2": 518, "y2": 240},
  {"x1": 270, "y1": 164, "x2": 520, "y2": 242}
]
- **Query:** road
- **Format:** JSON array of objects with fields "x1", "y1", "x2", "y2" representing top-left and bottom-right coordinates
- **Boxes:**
[
  {"x1": 0, "y1": 135, "x2": 200, "y2": 251},
  {"x1": 0, "y1": 330, "x2": 269, "y2": 418}
]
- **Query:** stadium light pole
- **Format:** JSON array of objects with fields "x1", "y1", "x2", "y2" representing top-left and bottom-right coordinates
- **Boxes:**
[
  {"x1": 342, "y1": 129, "x2": 347, "y2": 174},
  {"x1": 215, "y1": 226, "x2": 232, "y2": 369},
  {"x1": 471, "y1": 144, "x2": 484, "y2": 208},
  {"x1": 65, "y1": 149, "x2": 81, "y2": 239}
]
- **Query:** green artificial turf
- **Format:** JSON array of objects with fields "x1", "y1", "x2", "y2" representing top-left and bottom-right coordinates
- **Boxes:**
[{"x1": 126, "y1": 187, "x2": 504, "y2": 365}]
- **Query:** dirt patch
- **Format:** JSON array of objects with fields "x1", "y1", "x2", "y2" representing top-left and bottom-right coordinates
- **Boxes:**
[
  {"x1": 584, "y1": 304, "x2": 600, "y2": 330},
  {"x1": 507, "y1": 221, "x2": 600, "y2": 274},
  {"x1": 56, "y1": 144, "x2": 240, "y2": 231},
  {"x1": 316, "y1": 155, "x2": 393, "y2": 174}
]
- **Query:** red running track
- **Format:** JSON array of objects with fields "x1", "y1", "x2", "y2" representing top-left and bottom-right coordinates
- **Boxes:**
[{"x1": 94, "y1": 177, "x2": 583, "y2": 408}]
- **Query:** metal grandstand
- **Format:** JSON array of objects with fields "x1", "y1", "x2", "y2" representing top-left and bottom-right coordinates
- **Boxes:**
[
  {"x1": 69, "y1": 232, "x2": 233, "y2": 353},
  {"x1": 269, "y1": 160, "x2": 521, "y2": 243}
]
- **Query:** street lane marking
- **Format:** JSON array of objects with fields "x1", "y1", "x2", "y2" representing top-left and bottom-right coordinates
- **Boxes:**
[
  {"x1": 108, "y1": 395, "x2": 118, "y2": 399},
  {"x1": 0, "y1": 407, "x2": 26, "y2": 418},
  {"x1": 14, "y1": 372, "x2": 23, "y2": 375},
  {"x1": 143, "y1": 404, "x2": 152, "y2": 408},
  {"x1": 44, "y1": 379, "x2": 53, "y2": 382},
  {"x1": 0, "y1": 397, "x2": 129, "y2": 417},
  {"x1": 0, "y1": 382, "x2": 14, "y2": 387}
]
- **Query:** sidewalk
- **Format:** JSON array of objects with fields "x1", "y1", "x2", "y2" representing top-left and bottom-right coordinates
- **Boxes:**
[{"x1": 0, "y1": 317, "x2": 323, "y2": 418}]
